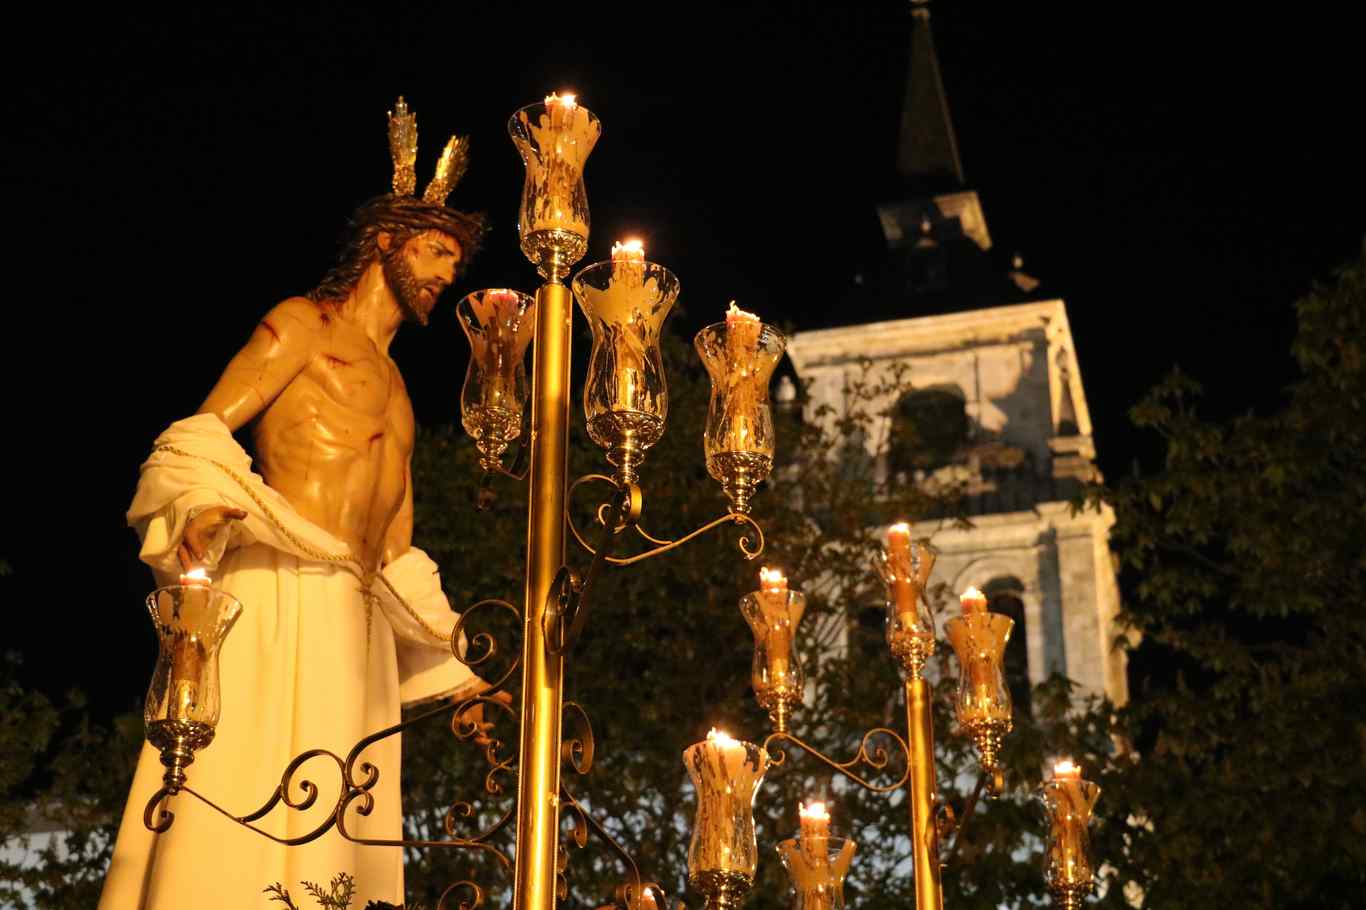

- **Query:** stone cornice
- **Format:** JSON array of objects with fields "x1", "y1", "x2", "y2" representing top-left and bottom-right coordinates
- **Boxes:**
[{"x1": 786, "y1": 300, "x2": 1072, "y2": 372}]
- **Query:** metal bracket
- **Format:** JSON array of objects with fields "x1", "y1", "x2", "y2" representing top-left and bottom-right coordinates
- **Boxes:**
[{"x1": 544, "y1": 482, "x2": 642, "y2": 655}]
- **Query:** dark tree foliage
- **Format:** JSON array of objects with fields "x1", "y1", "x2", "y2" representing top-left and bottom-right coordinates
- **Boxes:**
[
  {"x1": 1083, "y1": 249, "x2": 1366, "y2": 908},
  {"x1": 0, "y1": 652, "x2": 142, "y2": 908}
]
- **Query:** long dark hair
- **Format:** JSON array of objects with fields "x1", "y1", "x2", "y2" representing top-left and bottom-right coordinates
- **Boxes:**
[{"x1": 308, "y1": 195, "x2": 488, "y2": 303}]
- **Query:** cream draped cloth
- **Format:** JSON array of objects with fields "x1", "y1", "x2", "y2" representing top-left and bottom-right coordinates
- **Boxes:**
[{"x1": 98, "y1": 414, "x2": 484, "y2": 909}]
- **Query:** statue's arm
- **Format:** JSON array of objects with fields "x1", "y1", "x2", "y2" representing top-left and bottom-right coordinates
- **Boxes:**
[
  {"x1": 197, "y1": 298, "x2": 319, "y2": 431},
  {"x1": 382, "y1": 461, "x2": 415, "y2": 567}
]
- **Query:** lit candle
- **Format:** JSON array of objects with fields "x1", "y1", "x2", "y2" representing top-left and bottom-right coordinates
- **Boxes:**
[
  {"x1": 757, "y1": 567, "x2": 792, "y2": 684},
  {"x1": 799, "y1": 800, "x2": 830, "y2": 840},
  {"x1": 799, "y1": 801, "x2": 832, "y2": 872},
  {"x1": 611, "y1": 238, "x2": 646, "y2": 287},
  {"x1": 685, "y1": 728, "x2": 768, "y2": 877},
  {"x1": 885, "y1": 522, "x2": 919, "y2": 626},
  {"x1": 170, "y1": 572, "x2": 210, "y2": 724},
  {"x1": 517, "y1": 90, "x2": 595, "y2": 238},
  {"x1": 706, "y1": 727, "x2": 746, "y2": 765},
  {"x1": 544, "y1": 90, "x2": 578, "y2": 129},
  {"x1": 1053, "y1": 758, "x2": 1082, "y2": 782},
  {"x1": 959, "y1": 586, "x2": 988, "y2": 614},
  {"x1": 1044, "y1": 759, "x2": 1096, "y2": 888},
  {"x1": 179, "y1": 566, "x2": 211, "y2": 587},
  {"x1": 723, "y1": 302, "x2": 763, "y2": 452}
]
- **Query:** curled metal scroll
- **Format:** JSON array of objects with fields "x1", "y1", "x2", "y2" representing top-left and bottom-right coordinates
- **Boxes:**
[
  {"x1": 763, "y1": 727, "x2": 913, "y2": 793},
  {"x1": 550, "y1": 700, "x2": 667, "y2": 910},
  {"x1": 559, "y1": 780, "x2": 663, "y2": 910},
  {"x1": 436, "y1": 879, "x2": 486, "y2": 910},
  {"x1": 452, "y1": 598, "x2": 524, "y2": 694},
  {"x1": 143, "y1": 747, "x2": 348, "y2": 844},
  {"x1": 444, "y1": 691, "x2": 520, "y2": 845},
  {"x1": 561, "y1": 701, "x2": 596, "y2": 776},
  {"x1": 568, "y1": 474, "x2": 765, "y2": 565}
]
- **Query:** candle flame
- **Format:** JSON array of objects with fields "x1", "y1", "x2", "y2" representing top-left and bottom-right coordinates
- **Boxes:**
[
  {"x1": 485, "y1": 288, "x2": 520, "y2": 305},
  {"x1": 706, "y1": 727, "x2": 739, "y2": 748},
  {"x1": 725, "y1": 300, "x2": 760, "y2": 323},
  {"x1": 887, "y1": 521, "x2": 912, "y2": 541},
  {"x1": 611, "y1": 238, "x2": 645, "y2": 258},
  {"x1": 545, "y1": 91, "x2": 577, "y2": 108},
  {"x1": 798, "y1": 800, "x2": 830, "y2": 821},
  {"x1": 1054, "y1": 758, "x2": 1079, "y2": 777},
  {"x1": 759, "y1": 566, "x2": 787, "y2": 591},
  {"x1": 180, "y1": 567, "x2": 211, "y2": 585},
  {"x1": 960, "y1": 586, "x2": 985, "y2": 603}
]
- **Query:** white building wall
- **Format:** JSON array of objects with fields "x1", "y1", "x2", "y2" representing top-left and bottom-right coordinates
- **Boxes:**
[{"x1": 786, "y1": 301, "x2": 1127, "y2": 706}]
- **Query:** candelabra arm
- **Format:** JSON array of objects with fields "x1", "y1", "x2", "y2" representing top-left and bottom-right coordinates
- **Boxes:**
[
  {"x1": 762, "y1": 728, "x2": 912, "y2": 794},
  {"x1": 141, "y1": 595, "x2": 523, "y2": 874},
  {"x1": 942, "y1": 771, "x2": 988, "y2": 866},
  {"x1": 545, "y1": 481, "x2": 641, "y2": 655},
  {"x1": 437, "y1": 880, "x2": 487, "y2": 910},
  {"x1": 567, "y1": 474, "x2": 765, "y2": 565}
]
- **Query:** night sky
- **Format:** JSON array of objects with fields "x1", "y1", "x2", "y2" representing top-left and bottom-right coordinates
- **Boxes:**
[{"x1": 8, "y1": 3, "x2": 1362, "y2": 714}]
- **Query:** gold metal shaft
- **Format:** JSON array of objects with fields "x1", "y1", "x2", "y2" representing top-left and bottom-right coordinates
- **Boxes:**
[
  {"x1": 513, "y1": 279, "x2": 574, "y2": 910},
  {"x1": 906, "y1": 677, "x2": 944, "y2": 910}
]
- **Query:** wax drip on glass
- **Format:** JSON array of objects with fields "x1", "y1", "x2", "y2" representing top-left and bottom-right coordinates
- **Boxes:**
[
  {"x1": 572, "y1": 237, "x2": 680, "y2": 486},
  {"x1": 740, "y1": 567, "x2": 807, "y2": 732},
  {"x1": 695, "y1": 303, "x2": 787, "y2": 513},
  {"x1": 457, "y1": 288, "x2": 536, "y2": 473},
  {"x1": 945, "y1": 584, "x2": 1015, "y2": 788},
  {"x1": 1040, "y1": 758, "x2": 1101, "y2": 910},
  {"x1": 685, "y1": 728, "x2": 768, "y2": 910},
  {"x1": 778, "y1": 801, "x2": 856, "y2": 910}
]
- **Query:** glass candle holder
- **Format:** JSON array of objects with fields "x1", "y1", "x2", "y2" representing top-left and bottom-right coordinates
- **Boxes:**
[
  {"x1": 694, "y1": 307, "x2": 787, "y2": 514},
  {"x1": 944, "y1": 590, "x2": 1014, "y2": 775},
  {"x1": 1040, "y1": 762, "x2": 1101, "y2": 910},
  {"x1": 776, "y1": 835, "x2": 856, "y2": 910},
  {"x1": 873, "y1": 523, "x2": 938, "y2": 679},
  {"x1": 508, "y1": 94, "x2": 601, "y2": 279},
  {"x1": 456, "y1": 288, "x2": 536, "y2": 472},
  {"x1": 144, "y1": 579, "x2": 243, "y2": 791},
  {"x1": 684, "y1": 729, "x2": 769, "y2": 910},
  {"x1": 739, "y1": 568, "x2": 807, "y2": 733},
  {"x1": 571, "y1": 257, "x2": 680, "y2": 486}
]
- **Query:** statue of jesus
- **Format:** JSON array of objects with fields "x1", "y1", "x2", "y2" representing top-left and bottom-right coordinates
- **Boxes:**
[{"x1": 100, "y1": 100, "x2": 493, "y2": 909}]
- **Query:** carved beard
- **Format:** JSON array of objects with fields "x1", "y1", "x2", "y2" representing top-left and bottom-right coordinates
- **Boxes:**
[{"x1": 382, "y1": 247, "x2": 433, "y2": 326}]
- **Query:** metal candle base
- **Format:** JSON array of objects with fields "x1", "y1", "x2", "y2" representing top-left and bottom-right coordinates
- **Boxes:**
[
  {"x1": 1050, "y1": 884, "x2": 1090, "y2": 910},
  {"x1": 689, "y1": 871, "x2": 753, "y2": 910},
  {"x1": 147, "y1": 721, "x2": 214, "y2": 794}
]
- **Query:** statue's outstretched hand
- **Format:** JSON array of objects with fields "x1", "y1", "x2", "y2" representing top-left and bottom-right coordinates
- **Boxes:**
[{"x1": 178, "y1": 505, "x2": 248, "y2": 572}]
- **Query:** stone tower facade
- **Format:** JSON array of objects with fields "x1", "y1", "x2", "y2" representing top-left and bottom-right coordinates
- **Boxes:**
[
  {"x1": 783, "y1": 3, "x2": 1127, "y2": 707},
  {"x1": 785, "y1": 304, "x2": 1128, "y2": 705}
]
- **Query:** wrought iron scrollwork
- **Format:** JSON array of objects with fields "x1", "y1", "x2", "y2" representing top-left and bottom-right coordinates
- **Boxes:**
[
  {"x1": 567, "y1": 474, "x2": 765, "y2": 566},
  {"x1": 762, "y1": 727, "x2": 913, "y2": 794},
  {"x1": 436, "y1": 879, "x2": 486, "y2": 910},
  {"x1": 142, "y1": 597, "x2": 524, "y2": 876},
  {"x1": 550, "y1": 700, "x2": 671, "y2": 910}
]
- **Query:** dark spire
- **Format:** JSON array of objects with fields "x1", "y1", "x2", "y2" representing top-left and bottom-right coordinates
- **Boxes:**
[{"x1": 896, "y1": 1, "x2": 964, "y2": 193}]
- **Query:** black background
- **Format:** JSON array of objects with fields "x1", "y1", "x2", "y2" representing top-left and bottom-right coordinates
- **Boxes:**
[{"x1": 5, "y1": 2, "x2": 1362, "y2": 715}]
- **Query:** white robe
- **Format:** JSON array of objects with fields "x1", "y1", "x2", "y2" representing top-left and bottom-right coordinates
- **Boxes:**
[{"x1": 99, "y1": 415, "x2": 483, "y2": 909}]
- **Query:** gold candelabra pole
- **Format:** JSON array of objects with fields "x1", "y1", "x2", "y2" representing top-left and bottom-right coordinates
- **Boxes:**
[{"x1": 514, "y1": 269, "x2": 575, "y2": 910}]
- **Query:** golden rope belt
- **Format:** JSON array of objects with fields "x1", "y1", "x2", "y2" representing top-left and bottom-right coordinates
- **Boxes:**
[{"x1": 153, "y1": 444, "x2": 452, "y2": 644}]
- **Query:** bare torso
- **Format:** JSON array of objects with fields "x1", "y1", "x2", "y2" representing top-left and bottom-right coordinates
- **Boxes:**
[{"x1": 199, "y1": 297, "x2": 415, "y2": 572}]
